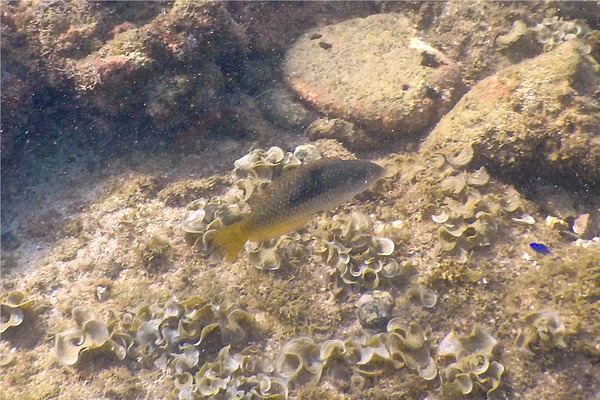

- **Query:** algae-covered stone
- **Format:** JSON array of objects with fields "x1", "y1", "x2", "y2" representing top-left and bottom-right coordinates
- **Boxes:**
[
  {"x1": 421, "y1": 39, "x2": 600, "y2": 186},
  {"x1": 305, "y1": 118, "x2": 378, "y2": 150},
  {"x1": 145, "y1": 67, "x2": 227, "y2": 130},
  {"x1": 284, "y1": 13, "x2": 463, "y2": 141},
  {"x1": 256, "y1": 84, "x2": 317, "y2": 130},
  {"x1": 356, "y1": 290, "x2": 394, "y2": 329}
]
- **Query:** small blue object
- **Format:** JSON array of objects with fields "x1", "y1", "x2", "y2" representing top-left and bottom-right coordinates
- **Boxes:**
[{"x1": 530, "y1": 243, "x2": 550, "y2": 255}]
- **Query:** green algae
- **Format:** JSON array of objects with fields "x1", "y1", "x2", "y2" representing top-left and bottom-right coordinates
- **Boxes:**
[
  {"x1": 411, "y1": 151, "x2": 525, "y2": 261},
  {"x1": 0, "y1": 291, "x2": 33, "y2": 333}
]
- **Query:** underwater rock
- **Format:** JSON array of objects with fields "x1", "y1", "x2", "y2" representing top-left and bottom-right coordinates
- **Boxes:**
[
  {"x1": 421, "y1": 39, "x2": 600, "y2": 187},
  {"x1": 72, "y1": 1, "x2": 246, "y2": 112},
  {"x1": 305, "y1": 118, "x2": 378, "y2": 150},
  {"x1": 283, "y1": 13, "x2": 463, "y2": 142},
  {"x1": 95, "y1": 285, "x2": 111, "y2": 302},
  {"x1": 145, "y1": 67, "x2": 227, "y2": 131},
  {"x1": 572, "y1": 213, "x2": 590, "y2": 236},
  {"x1": 571, "y1": 212, "x2": 600, "y2": 239},
  {"x1": 256, "y1": 83, "x2": 317, "y2": 130},
  {"x1": 356, "y1": 290, "x2": 394, "y2": 330},
  {"x1": 533, "y1": 184, "x2": 578, "y2": 219},
  {"x1": 0, "y1": 72, "x2": 33, "y2": 159},
  {"x1": 1, "y1": 0, "x2": 250, "y2": 146},
  {"x1": 228, "y1": 2, "x2": 376, "y2": 54},
  {"x1": 138, "y1": 234, "x2": 172, "y2": 271}
]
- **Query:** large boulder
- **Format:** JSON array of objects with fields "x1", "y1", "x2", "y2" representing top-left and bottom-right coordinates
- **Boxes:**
[
  {"x1": 283, "y1": 13, "x2": 463, "y2": 140},
  {"x1": 421, "y1": 39, "x2": 600, "y2": 187}
]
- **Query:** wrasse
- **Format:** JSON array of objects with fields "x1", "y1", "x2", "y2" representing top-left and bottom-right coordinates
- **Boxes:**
[{"x1": 212, "y1": 158, "x2": 385, "y2": 262}]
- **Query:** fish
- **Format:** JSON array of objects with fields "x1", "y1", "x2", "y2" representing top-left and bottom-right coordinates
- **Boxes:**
[
  {"x1": 529, "y1": 242, "x2": 551, "y2": 255},
  {"x1": 211, "y1": 158, "x2": 385, "y2": 262}
]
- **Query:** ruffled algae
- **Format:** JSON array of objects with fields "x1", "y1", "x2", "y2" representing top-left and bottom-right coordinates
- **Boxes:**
[{"x1": 3, "y1": 134, "x2": 599, "y2": 399}]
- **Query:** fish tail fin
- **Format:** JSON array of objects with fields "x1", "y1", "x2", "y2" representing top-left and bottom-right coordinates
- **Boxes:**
[{"x1": 211, "y1": 222, "x2": 247, "y2": 262}]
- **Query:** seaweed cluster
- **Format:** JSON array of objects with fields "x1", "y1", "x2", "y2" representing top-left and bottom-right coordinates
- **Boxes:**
[
  {"x1": 55, "y1": 297, "x2": 255, "y2": 372},
  {"x1": 177, "y1": 318, "x2": 436, "y2": 398},
  {"x1": 496, "y1": 17, "x2": 591, "y2": 52},
  {"x1": 0, "y1": 291, "x2": 32, "y2": 333},
  {"x1": 437, "y1": 326, "x2": 504, "y2": 397},
  {"x1": 175, "y1": 345, "x2": 288, "y2": 399},
  {"x1": 52, "y1": 297, "x2": 504, "y2": 398},
  {"x1": 0, "y1": 341, "x2": 17, "y2": 367},
  {"x1": 273, "y1": 322, "x2": 504, "y2": 397},
  {"x1": 55, "y1": 307, "x2": 111, "y2": 366},
  {"x1": 50, "y1": 298, "x2": 446, "y2": 399},
  {"x1": 246, "y1": 236, "x2": 303, "y2": 271},
  {"x1": 533, "y1": 16, "x2": 591, "y2": 51},
  {"x1": 183, "y1": 196, "x2": 251, "y2": 257},
  {"x1": 52, "y1": 297, "x2": 506, "y2": 398},
  {"x1": 406, "y1": 146, "x2": 523, "y2": 262},
  {"x1": 232, "y1": 146, "x2": 309, "y2": 194},
  {"x1": 55, "y1": 297, "x2": 321, "y2": 398},
  {"x1": 275, "y1": 317, "x2": 437, "y2": 388},
  {"x1": 314, "y1": 211, "x2": 398, "y2": 289},
  {"x1": 515, "y1": 309, "x2": 566, "y2": 352}
]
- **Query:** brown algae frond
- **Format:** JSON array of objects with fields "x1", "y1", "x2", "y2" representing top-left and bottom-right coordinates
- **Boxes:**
[{"x1": 0, "y1": 291, "x2": 33, "y2": 333}]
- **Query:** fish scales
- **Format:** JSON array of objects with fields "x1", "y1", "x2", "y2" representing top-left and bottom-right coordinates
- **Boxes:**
[
  {"x1": 250, "y1": 160, "x2": 372, "y2": 231},
  {"x1": 211, "y1": 158, "x2": 384, "y2": 262}
]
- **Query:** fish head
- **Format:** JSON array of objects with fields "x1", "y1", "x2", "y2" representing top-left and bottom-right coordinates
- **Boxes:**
[{"x1": 341, "y1": 160, "x2": 385, "y2": 188}]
